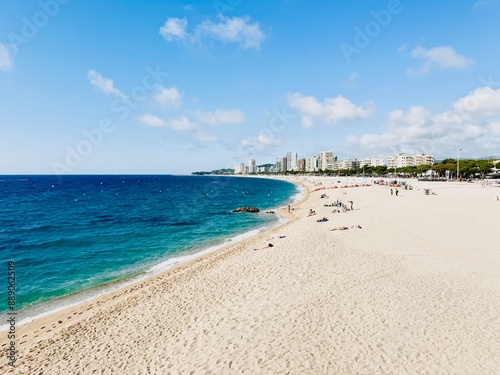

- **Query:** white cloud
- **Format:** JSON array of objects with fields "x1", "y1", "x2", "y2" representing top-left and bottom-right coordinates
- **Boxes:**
[
  {"x1": 87, "y1": 70, "x2": 125, "y2": 98},
  {"x1": 0, "y1": 43, "x2": 16, "y2": 72},
  {"x1": 194, "y1": 109, "x2": 245, "y2": 124},
  {"x1": 159, "y1": 15, "x2": 266, "y2": 50},
  {"x1": 240, "y1": 131, "x2": 282, "y2": 152},
  {"x1": 196, "y1": 16, "x2": 266, "y2": 49},
  {"x1": 287, "y1": 92, "x2": 374, "y2": 128},
  {"x1": 154, "y1": 85, "x2": 182, "y2": 108},
  {"x1": 166, "y1": 116, "x2": 196, "y2": 131},
  {"x1": 159, "y1": 18, "x2": 188, "y2": 41},
  {"x1": 347, "y1": 87, "x2": 500, "y2": 157},
  {"x1": 407, "y1": 45, "x2": 473, "y2": 76},
  {"x1": 451, "y1": 86, "x2": 500, "y2": 119},
  {"x1": 138, "y1": 114, "x2": 166, "y2": 128}
]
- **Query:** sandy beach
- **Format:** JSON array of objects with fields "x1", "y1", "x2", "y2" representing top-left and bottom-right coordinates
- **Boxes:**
[{"x1": 1, "y1": 176, "x2": 499, "y2": 374}]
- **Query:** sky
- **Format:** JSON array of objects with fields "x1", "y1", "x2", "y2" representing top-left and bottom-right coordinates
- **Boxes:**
[{"x1": 1, "y1": 0, "x2": 500, "y2": 174}]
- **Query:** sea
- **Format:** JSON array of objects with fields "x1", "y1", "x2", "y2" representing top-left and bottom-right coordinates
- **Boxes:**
[{"x1": 0, "y1": 175, "x2": 299, "y2": 327}]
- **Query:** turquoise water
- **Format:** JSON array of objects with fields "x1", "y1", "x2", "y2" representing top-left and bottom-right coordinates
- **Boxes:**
[{"x1": 0, "y1": 175, "x2": 298, "y2": 320}]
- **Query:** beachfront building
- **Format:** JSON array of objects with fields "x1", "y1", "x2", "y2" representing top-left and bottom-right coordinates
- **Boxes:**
[
  {"x1": 280, "y1": 157, "x2": 287, "y2": 172},
  {"x1": 387, "y1": 153, "x2": 415, "y2": 168},
  {"x1": 248, "y1": 159, "x2": 257, "y2": 173},
  {"x1": 332, "y1": 159, "x2": 360, "y2": 170},
  {"x1": 297, "y1": 158, "x2": 306, "y2": 172},
  {"x1": 318, "y1": 151, "x2": 334, "y2": 171},
  {"x1": 234, "y1": 163, "x2": 245, "y2": 174},
  {"x1": 387, "y1": 153, "x2": 435, "y2": 168},
  {"x1": 414, "y1": 153, "x2": 435, "y2": 166},
  {"x1": 305, "y1": 156, "x2": 318, "y2": 172},
  {"x1": 286, "y1": 152, "x2": 298, "y2": 171},
  {"x1": 360, "y1": 157, "x2": 385, "y2": 168}
]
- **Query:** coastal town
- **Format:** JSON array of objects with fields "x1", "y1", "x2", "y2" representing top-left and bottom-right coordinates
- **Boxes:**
[{"x1": 193, "y1": 151, "x2": 500, "y2": 180}]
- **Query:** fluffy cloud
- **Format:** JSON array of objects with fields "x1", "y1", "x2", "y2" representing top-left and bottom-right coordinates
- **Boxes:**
[
  {"x1": 287, "y1": 92, "x2": 374, "y2": 127},
  {"x1": 347, "y1": 86, "x2": 500, "y2": 157},
  {"x1": 0, "y1": 43, "x2": 16, "y2": 72},
  {"x1": 164, "y1": 116, "x2": 196, "y2": 131},
  {"x1": 138, "y1": 114, "x2": 166, "y2": 127},
  {"x1": 159, "y1": 15, "x2": 266, "y2": 50},
  {"x1": 154, "y1": 85, "x2": 182, "y2": 108},
  {"x1": 87, "y1": 70, "x2": 125, "y2": 98},
  {"x1": 240, "y1": 131, "x2": 282, "y2": 153},
  {"x1": 196, "y1": 16, "x2": 266, "y2": 49},
  {"x1": 194, "y1": 109, "x2": 245, "y2": 125},
  {"x1": 407, "y1": 45, "x2": 473, "y2": 76},
  {"x1": 451, "y1": 86, "x2": 500, "y2": 119},
  {"x1": 159, "y1": 18, "x2": 188, "y2": 41}
]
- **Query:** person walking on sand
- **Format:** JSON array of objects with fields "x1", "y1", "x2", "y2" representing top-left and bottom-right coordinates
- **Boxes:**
[
  {"x1": 391, "y1": 188, "x2": 393, "y2": 196},
  {"x1": 288, "y1": 205, "x2": 291, "y2": 213},
  {"x1": 395, "y1": 189, "x2": 399, "y2": 196}
]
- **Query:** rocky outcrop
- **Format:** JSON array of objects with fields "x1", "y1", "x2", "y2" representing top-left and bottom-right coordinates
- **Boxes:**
[{"x1": 232, "y1": 207, "x2": 260, "y2": 213}]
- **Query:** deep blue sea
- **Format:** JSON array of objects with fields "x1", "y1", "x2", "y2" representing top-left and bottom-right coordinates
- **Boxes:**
[{"x1": 0, "y1": 175, "x2": 298, "y2": 323}]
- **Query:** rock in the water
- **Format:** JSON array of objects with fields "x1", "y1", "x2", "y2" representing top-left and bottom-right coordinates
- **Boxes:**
[{"x1": 232, "y1": 206, "x2": 260, "y2": 213}]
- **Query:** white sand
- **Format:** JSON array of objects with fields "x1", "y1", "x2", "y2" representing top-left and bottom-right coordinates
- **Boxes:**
[{"x1": 1, "y1": 177, "x2": 499, "y2": 374}]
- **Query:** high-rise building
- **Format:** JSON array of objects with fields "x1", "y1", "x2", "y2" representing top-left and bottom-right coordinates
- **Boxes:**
[
  {"x1": 297, "y1": 158, "x2": 306, "y2": 172},
  {"x1": 280, "y1": 157, "x2": 287, "y2": 172},
  {"x1": 286, "y1": 152, "x2": 298, "y2": 171},
  {"x1": 305, "y1": 156, "x2": 318, "y2": 172},
  {"x1": 318, "y1": 151, "x2": 334, "y2": 170},
  {"x1": 234, "y1": 163, "x2": 245, "y2": 174},
  {"x1": 248, "y1": 159, "x2": 256, "y2": 173}
]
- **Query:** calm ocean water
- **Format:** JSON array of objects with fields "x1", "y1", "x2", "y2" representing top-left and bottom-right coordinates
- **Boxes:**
[{"x1": 0, "y1": 175, "x2": 298, "y2": 322}]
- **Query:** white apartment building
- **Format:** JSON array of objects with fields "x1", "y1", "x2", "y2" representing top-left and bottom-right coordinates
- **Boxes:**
[
  {"x1": 318, "y1": 151, "x2": 334, "y2": 170},
  {"x1": 387, "y1": 153, "x2": 414, "y2": 168},
  {"x1": 248, "y1": 159, "x2": 257, "y2": 173},
  {"x1": 360, "y1": 157, "x2": 385, "y2": 168},
  {"x1": 286, "y1": 152, "x2": 298, "y2": 171},
  {"x1": 414, "y1": 153, "x2": 435, "y2": 166},
  {"x1": 234, "y1": 163, "x2": 245, "y2": 174},
  {"x1": 333, "y1": 159, "x2": 360, "y2": 170},
  {"x1": 387, "y1": 153, "x2": 435, "y2": 168},
  {"x1": 305, "y1": 156, "x2": 318, "y2": 172}
]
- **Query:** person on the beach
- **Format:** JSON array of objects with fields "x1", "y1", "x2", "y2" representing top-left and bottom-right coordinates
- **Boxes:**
[
  {"x1": 348, "y1": 200, "x2": 353, "y2": 210},
  {"x1": 288, "y1": 205, "x2": 291, "y2": 213},
  {"x1": 395, "y1": 189, "x2": 399, "y2": 196},
  {"x1": 254, "y1": 243, "x2": 274, "y2": 250},
  {"x1": 331, "y1": 225, "x2": 362, "y2": 231},
  {"x1": 391, "y1": 188, "x2": 393, "y2": 196},
  {"x1": 308, "y1": 209, "x2": 316, "y2": 216}
]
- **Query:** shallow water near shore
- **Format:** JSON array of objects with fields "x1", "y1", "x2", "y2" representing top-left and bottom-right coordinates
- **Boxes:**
[{"x1": 0, "y1": 175, "x2": 298, "y2": 321}]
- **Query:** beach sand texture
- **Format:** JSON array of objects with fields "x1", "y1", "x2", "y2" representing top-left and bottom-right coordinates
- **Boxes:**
[{"x1": 1, "y1": 177, "x2": 499, "y2": 374}]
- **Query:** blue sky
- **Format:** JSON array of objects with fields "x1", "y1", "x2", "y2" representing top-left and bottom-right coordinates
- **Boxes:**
[{"x1": 1, "y1": 0, "x2": 500, "y2": 174}]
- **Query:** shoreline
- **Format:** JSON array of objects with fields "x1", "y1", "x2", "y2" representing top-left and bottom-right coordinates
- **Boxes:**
[
  {"x1": 0, "y1": 177, "x2": 305, "y2": 332},
  {"x1": 2, "y1": 177, "x2": 498, "y2": 374}
]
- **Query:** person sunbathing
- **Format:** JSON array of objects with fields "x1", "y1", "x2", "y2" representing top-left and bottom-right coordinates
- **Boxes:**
[
  {"x1": 317, "y1": 217, "x2": 329, "y2": 222},
  {"x1": 331, "y1": 225, "x2": 362, "y2": 231},
  {"x1": 254, "y1": 243, "x2": 274, "y2": 250},
  {"x1": 308, "y1": 209, "x2": 316, "y2": 216}
]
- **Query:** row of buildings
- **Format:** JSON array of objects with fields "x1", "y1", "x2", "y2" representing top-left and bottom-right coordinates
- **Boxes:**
[{"x1": 234, "y1": 152, "x2": 435, "y2": 174}]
